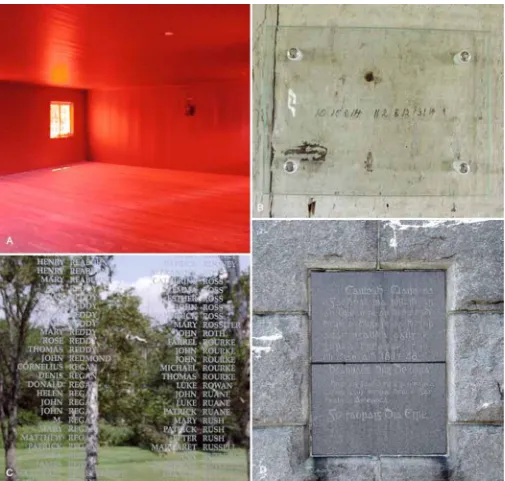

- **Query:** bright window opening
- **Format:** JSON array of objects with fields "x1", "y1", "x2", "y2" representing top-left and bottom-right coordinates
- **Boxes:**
[{"x1": 50, "y1": 102, "x2": 74, "y2": 139}]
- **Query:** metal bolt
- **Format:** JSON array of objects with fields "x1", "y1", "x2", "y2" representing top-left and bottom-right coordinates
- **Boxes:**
[
  {"x1": 454, "y1": 50, "x2": 472, "y2": 65},
  {"x1": 284, "y1": 159, "x2": 298, "y2": 173},
  {"x1": 287, "y1": 47, "x2": 302, "y2": 61},
  {"x1": 460, "y1": 51, "x2": 471, "y2": 62},
  {"x1": 459, "y1": 162, "x2": 469, "y2": 174}
]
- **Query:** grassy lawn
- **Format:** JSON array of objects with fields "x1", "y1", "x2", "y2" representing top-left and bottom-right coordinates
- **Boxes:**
[{"x1": 0, "y1": 446, "x2": 247, "y2": 481}]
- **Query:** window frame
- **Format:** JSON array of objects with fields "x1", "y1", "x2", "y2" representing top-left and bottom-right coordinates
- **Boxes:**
[{"x1": 50, "y1": 101, "x2": 74, "y2": 139}]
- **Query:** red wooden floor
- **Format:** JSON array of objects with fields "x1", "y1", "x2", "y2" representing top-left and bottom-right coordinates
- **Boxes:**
[{"x1": 0, "y1": 163, "x2": 249, "y2": 253}]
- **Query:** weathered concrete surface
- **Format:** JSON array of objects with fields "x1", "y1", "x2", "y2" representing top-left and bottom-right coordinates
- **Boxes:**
[
  {"x1": 252, "y1": 220, "x2": 377, "y2": 312},
  {"x1": 252, "y1": 314, "x2": 309, "y2": 425},
  {"x1": 253, "y1": 4, "x2": 278, "y2": 218},
  {"x1": 253, "y1": 5, "x2": 504, "y2": 218},
  {"x1": 449, "y1": 312, "x2": 504, "y2": 422}
]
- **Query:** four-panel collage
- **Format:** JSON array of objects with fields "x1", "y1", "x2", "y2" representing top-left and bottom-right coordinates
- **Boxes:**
[{"x1": 0, "y1": 4, "x2": 503, "y2": 481}]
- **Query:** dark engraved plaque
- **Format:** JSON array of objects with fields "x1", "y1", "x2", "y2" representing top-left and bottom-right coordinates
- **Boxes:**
[
  {"x1": 311, "y1": 363, "x2": 447, "y2": 455},
  {"x1": 310, "y1": 270, "x2": 447, "y2": 456},
  {"x1": 311, "y1": 271, "x2": 446, "y2": 363}
]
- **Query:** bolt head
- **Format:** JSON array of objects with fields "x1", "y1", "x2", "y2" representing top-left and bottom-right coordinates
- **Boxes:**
[
  {"x1": 287, "y1": 48, "x2": 302, "y2": 60},
  {"x1": 459, "y1": 162, "x2": 469, "y2": 174},
  {"x1": 460, "y1": 51, "x2": 471, "y2": 62}
]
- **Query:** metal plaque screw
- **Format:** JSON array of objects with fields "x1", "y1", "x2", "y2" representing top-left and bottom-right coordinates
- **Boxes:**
[
  {"x1": 287, "y1": 47, "x2": 302, "y2": 61},
  {"x1": 284, "y1": 159, "x2": 298, "y2": 173},
  {"x1": 454, "y1": 50, "x2": 472, "y2": 65},
  {"x1": 453, "y1": 161, "x2": 470, "y2": 174},
  {"x1": 459, "y1": 162, "x2": 469, "y2": 174}
]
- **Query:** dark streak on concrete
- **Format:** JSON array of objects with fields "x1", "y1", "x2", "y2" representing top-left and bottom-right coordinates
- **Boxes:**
[
  {"x1": 365, "y1": 151, "x2": 374, "y2": 172},
  {"x1": 283, "y1": 142, "x2": 328, "y2": 162},
  {"x1": 308, "y1": 198, "x2": 316, "y2": 217},
  {"x1": 497, "y1": 381, "x2": 504, "y2": 401}
]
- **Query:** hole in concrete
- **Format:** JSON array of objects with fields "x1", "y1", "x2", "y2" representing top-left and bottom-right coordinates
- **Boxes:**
[
  {"x1": 365, "y1": 71, "x2": 374, "y2": 82},
  {"x1": 284, "y1": 159, "x2": 298, "y2": 174}
]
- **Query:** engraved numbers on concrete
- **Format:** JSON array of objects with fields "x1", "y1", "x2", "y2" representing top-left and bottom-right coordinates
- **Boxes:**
[{"x1": 310, "y1": 270, "x2": 447, "y2": 456}]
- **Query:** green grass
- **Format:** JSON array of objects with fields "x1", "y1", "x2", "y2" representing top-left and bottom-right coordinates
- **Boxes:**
[{"x1": 0, "y1": 446, "x2": 247, "y2": 481}]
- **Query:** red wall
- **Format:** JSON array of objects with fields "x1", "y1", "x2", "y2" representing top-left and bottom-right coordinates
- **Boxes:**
[
  {"x1": 0, "y1": 82, "x2": 87, "y2": 176},
  {"x1": 88, "y1": 80, "x2": 249, "y2": 176}
]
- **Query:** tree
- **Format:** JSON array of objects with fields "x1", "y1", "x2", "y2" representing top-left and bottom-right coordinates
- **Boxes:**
[
  {"x1": 220, "y1": 256, "x2": 250, "y2": 478},
  {"x1": 161, "y1": 257, "x2": 250, "y2": 476},
  {"x1": 0, "y1": 257, "x2": 45, "y2": 481},
  {"x1": 64, "y1": 256, "x2": 113, "y2": 481},
  {"x1": 0, "y1": 255, "x2": 114, "y2": 481}
]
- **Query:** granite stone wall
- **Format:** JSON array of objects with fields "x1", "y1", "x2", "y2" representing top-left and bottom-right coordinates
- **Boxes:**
[{"x1": 252, "y1": 220, "x2": 504, "y2": 481}]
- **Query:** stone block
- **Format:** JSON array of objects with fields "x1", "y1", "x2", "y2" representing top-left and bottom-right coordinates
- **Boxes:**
[
  {"x1": 313, "y1": 457, "x2": 378, "y2": 481},
  {"x1": 253, "y1": 220, "x2": 378, "y2": 312},
  {"x1": 448, "y1": 424, "x2": 504, "y2": 481},
  {"x1": 379, "y1": 456, "x2": 450, "y2": 481},
  {"x1": 253, "y1": 314, "x2": 309, "y2": 424},
  {"x1": 379, "y1": 220, "x2": 503, "y2": 312},
  {"x1": 449, "y1": 313, "x2": 504, "y2": 422},
  {"x1": 253, "y1": 426, "x2": 310, "y2": 481}
]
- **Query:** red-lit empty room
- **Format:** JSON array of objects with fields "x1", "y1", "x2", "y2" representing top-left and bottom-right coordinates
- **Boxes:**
[{"x1": 0, "y1": 5, "x2": 250, "y2": 253}]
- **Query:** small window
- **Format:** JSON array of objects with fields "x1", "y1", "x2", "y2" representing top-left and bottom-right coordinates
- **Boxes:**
[{"x1": 50, "y1": 102, "x2": 74, "y2": 139}]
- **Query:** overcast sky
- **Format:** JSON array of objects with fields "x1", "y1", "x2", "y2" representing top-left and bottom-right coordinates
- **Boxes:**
[
  {"x1": 31, "y1": 255, "x2": 249, "y2": 326},
  {"x1": 112, "y1": 255, "x2": 249, "y2": 323}
]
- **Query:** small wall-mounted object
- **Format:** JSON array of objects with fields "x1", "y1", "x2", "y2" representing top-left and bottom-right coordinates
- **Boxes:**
[
  {"x1": 287, "y1": 47, "x2": 303, "y2": 61},
  {"x1": 185, "y1": 98, "x2": 196, "y2": 116},
  {"x1": 453, "y1": 161, "x2": 471, "y2": 174},
  {"x1": 453, "y1": 50, "x2": 472, "y2": 65},
  {"x1": 283, "y1": 159, "x2": 298, "y2": 174}
]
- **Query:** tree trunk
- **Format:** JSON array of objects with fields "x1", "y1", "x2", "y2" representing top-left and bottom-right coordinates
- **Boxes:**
[
  {"x1": 4, "y1": 427, "x2": 18, "y2": 481},
  {"x1": 85, "y1": 334, "x2": 99, "y2": 481}
]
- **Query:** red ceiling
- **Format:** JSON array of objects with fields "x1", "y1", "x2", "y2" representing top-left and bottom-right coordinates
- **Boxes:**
[{"x1": 0, "y1": 5, "x2": 250, "y2": 88}]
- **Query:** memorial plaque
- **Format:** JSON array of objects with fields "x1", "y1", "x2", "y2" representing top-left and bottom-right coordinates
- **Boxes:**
[
  {"x1": 262, "y1": 26, "x2": 492, "y2": 197},
  {"x1": 311, "y1": 363, "x2": 447, "y2": 455},
  {"x1": 311, "y1": 271, "x2": 445, "y2": 363}
]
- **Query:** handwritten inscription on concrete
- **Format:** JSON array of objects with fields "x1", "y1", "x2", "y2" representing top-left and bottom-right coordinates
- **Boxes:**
[
  {"x1": 310, "y1": 271, "x2": 445, "y2": 363},
  {"x1": 314, "y1": 106, "x2": 446, "y2": 119}
]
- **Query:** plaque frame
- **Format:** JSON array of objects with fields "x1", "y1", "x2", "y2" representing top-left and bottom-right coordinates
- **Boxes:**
[{"x1": 308, "y1": 268, "x2": 448, "y2": 457}]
